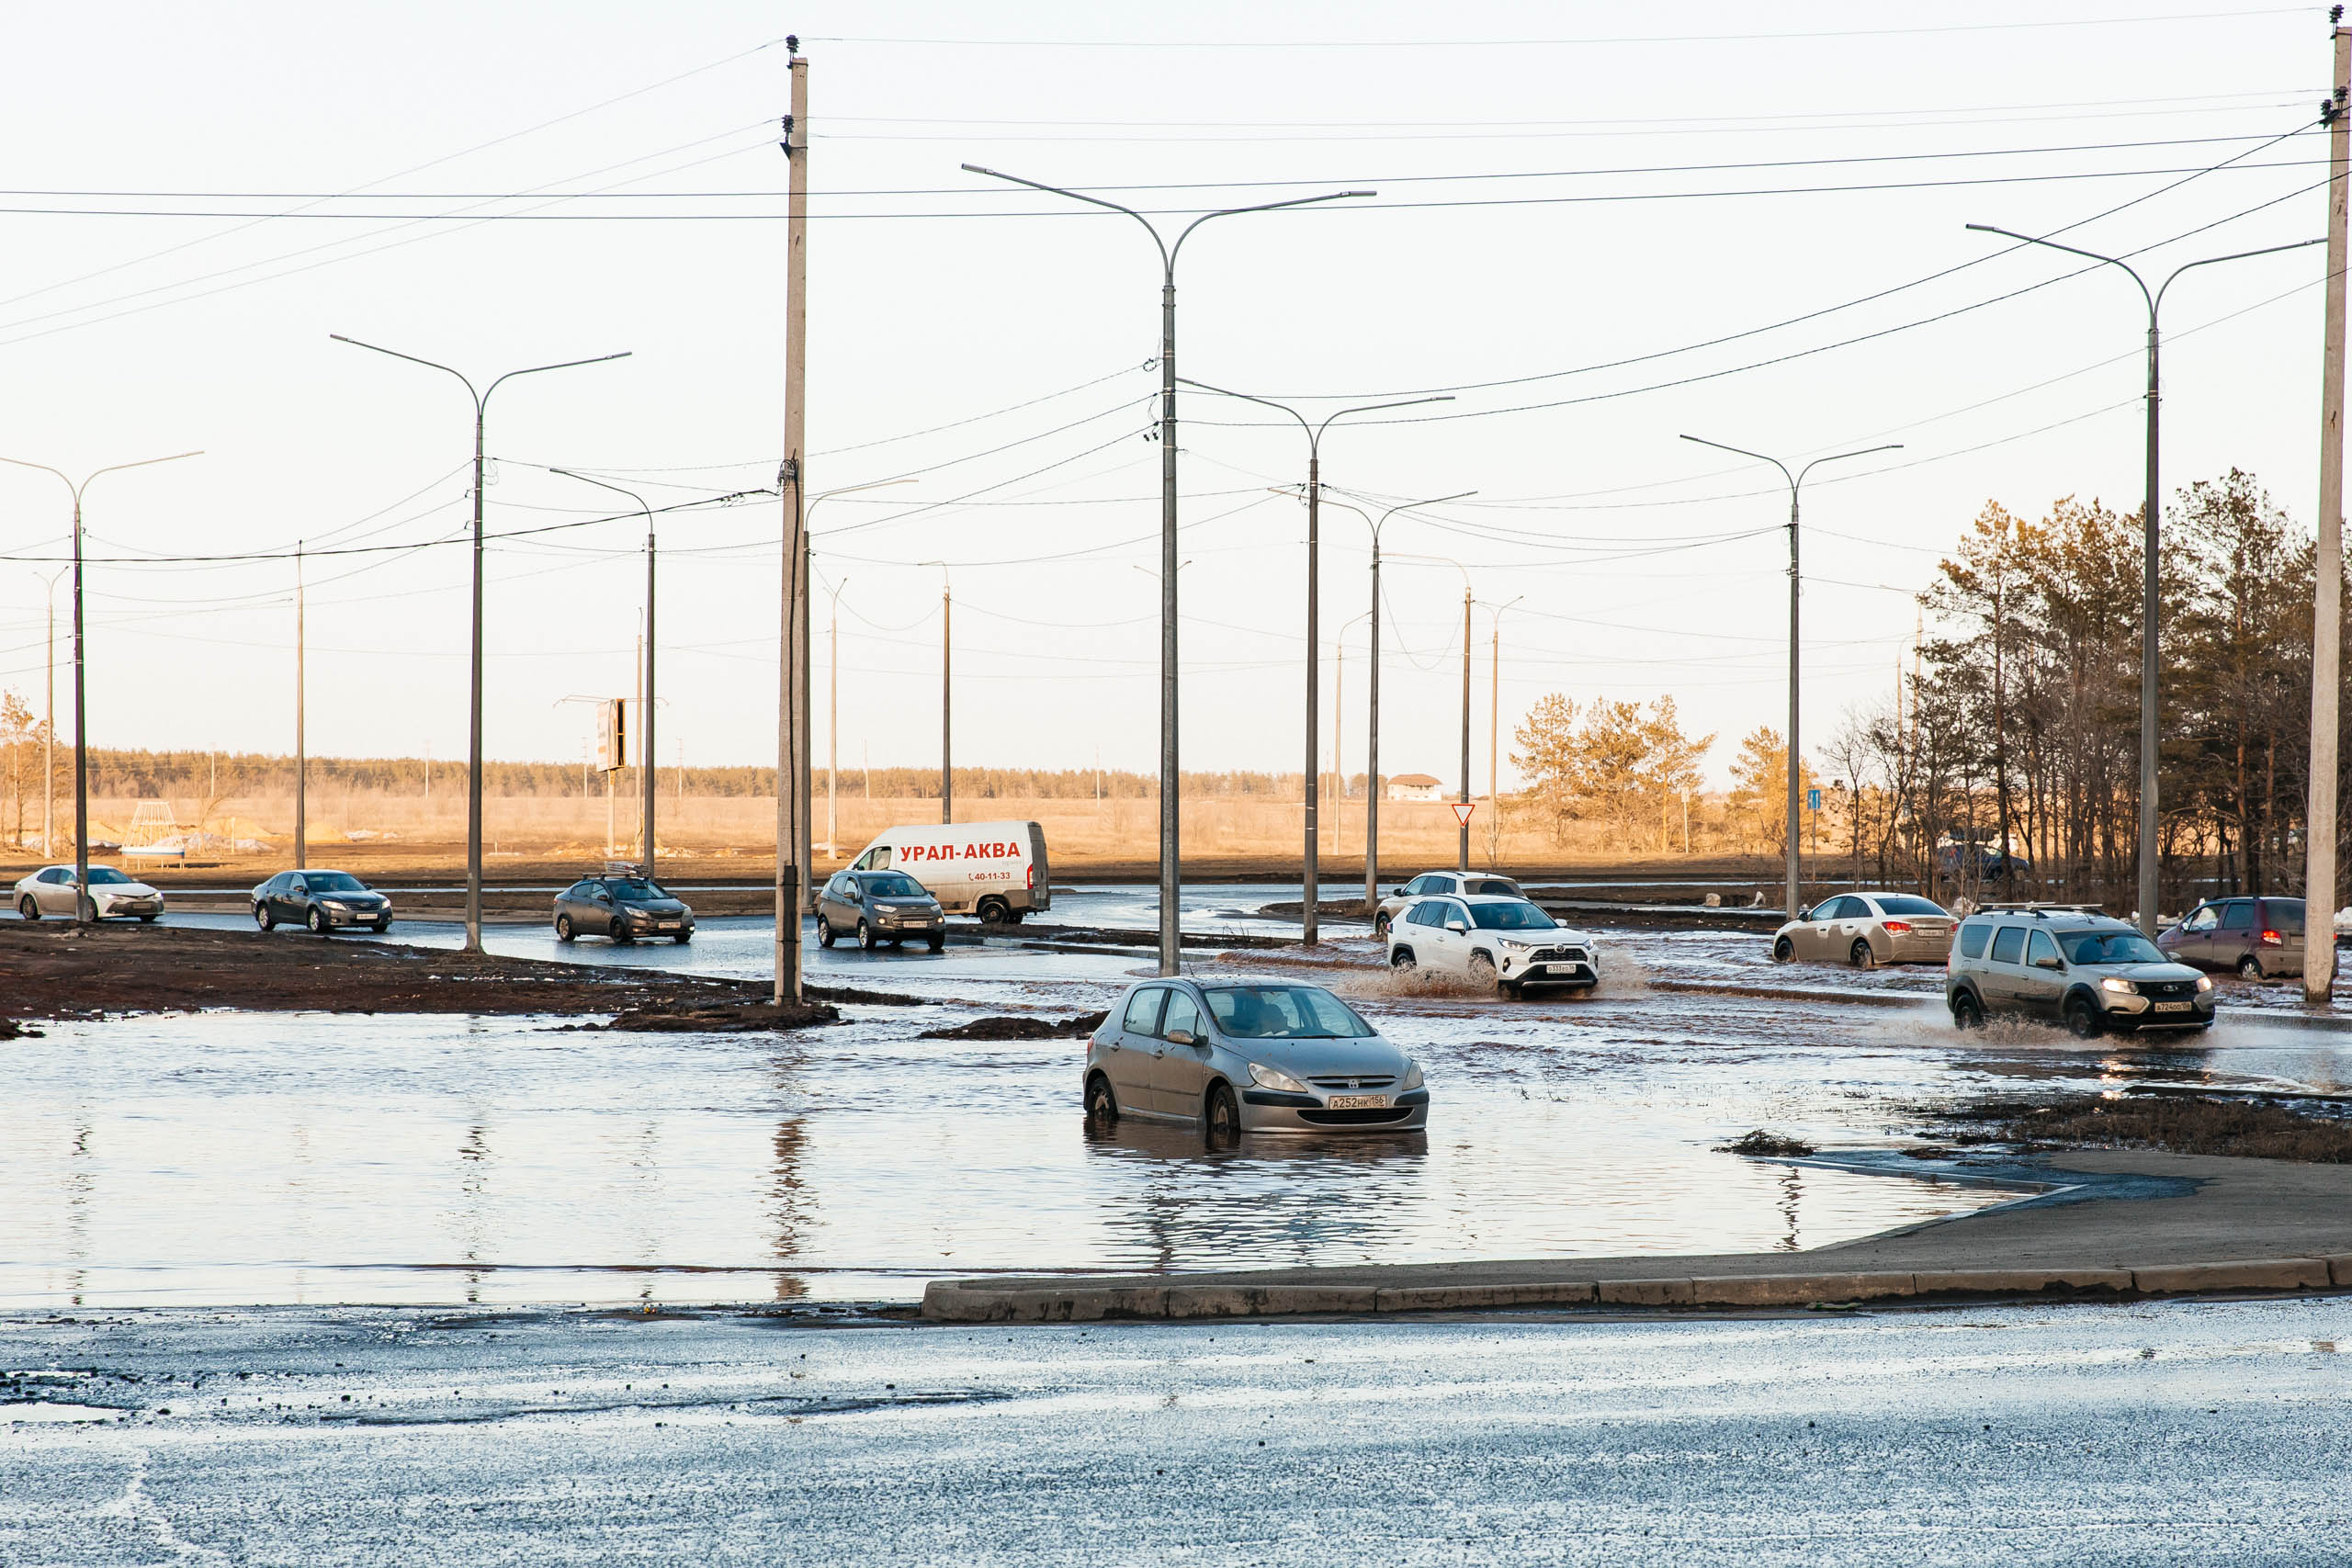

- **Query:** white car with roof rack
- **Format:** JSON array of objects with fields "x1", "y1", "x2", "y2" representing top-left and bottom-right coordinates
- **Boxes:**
[{"x1": 1385, "y1": 892, "x2": 1600, "y2": 997}]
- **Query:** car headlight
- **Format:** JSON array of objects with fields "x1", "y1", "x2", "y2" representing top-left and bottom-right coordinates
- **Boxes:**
[
  {"x1": 1400, "y1": 1062, "x2": 1423, "y2": 1091},
  {"x1": 1248, "y1": 1063, "x2": 1306, "y2": 1094},
  {"x1": 2099, "y1": 976, "x2": 2137, "y2": 995},
  {"x1": 1498, "y1": 938, "x2": 1532, "y2": 952},
  {"x1": 2196, "y1": 976, "x2": 2214, "y2": 993}
]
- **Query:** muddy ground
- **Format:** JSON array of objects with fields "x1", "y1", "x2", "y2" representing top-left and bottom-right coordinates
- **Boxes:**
[{"x1": 0, "y1": 921, "x2": 845, "y2": 1027}]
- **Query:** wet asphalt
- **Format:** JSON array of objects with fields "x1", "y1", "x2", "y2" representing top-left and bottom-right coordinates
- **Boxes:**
[{"x1": 6, "y1": 1298, "x2": 2350, "y2": 1564}]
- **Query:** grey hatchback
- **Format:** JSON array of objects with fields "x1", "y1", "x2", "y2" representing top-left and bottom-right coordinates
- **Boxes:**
[
  {"x1": 1084, "y1": 979, "x2": 1429, "y2": 1139},
  {"x1": 816, "y1": 870, "x2": 944, "y2": 951},
  {"x1": 1946, "y1": 906, "x2": 2213, "y2": 1037},
  {"x1": 553, "y1": 874, "x2": 694, "y2": 944}
]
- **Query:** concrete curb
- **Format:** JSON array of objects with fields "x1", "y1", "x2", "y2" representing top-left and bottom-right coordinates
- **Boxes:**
[{"x1": 920, "y1": 1256, "x2": 2352, "y2": 1323}]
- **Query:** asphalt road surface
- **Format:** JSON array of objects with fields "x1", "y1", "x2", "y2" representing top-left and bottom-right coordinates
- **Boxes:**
[{"x1": 6, "y1": 1298, "x2": 2348, "y2": 1564}]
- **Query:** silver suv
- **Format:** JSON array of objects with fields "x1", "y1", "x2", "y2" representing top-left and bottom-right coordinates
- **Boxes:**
[{"x1": 1945, "y1": 905, "x2": 2213, "y2": 1037}]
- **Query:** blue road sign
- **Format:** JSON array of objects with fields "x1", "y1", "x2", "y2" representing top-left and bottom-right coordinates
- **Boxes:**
[{"x1": 1807, "y1": 787, "x2": 1821, "y2": 813}]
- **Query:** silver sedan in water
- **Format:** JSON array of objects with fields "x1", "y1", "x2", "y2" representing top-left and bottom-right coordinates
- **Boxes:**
[{"x1": 1084, "y1": 980, "x2": 1428, "y2": 1139}]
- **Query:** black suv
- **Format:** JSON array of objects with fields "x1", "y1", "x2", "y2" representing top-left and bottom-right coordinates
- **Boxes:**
[{"x1": 1945, "y1": 905, "x2": 2212, "y2": 1037}]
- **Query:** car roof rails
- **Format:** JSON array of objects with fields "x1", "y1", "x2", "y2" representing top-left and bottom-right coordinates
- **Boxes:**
[{"x1": 1971, "y1": 901, "x2": 2106, "y2": 918}]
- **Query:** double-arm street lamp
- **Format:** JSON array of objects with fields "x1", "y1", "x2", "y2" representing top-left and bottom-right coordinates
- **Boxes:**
[
  {"x1": 1964, "y1": 224, "x2": 2324, "y2": 934},
  {"x1": 1679, "y1": 435, "x2": 1900, "y2": 923},
  {"x1": 0, "y1": 452, "x2": 203, "y2": 920},
  {"x1": 1187, "y1": 380, "x2": 1453, "y2": 944},
  {"x1": 961, "y1": 164, "x2": 1373, "y2": 976},
  {"x1": 549, "y1": 468, "x2": 658, "y2": 876},
  {"x1": 1318, "y1": 491, "x2": 1477, "y2": 916},
  {"x1": 331, "y1": 335, "x2": 629, "y2": 953}
]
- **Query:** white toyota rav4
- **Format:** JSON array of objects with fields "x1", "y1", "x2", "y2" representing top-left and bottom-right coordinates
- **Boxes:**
[{"x1": 1385, "y1": 892, "x2": 1600, "y2": 997}]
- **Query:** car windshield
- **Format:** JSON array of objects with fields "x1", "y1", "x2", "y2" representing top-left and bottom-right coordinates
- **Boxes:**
[
  {"x1": 2060, "y1": 931, "x2": 2166, "y2": 965},
  {"x1": 608, "y1": 878, "x2": 668, "y2": 900},
  {"x1": 1875, "y1": 895, "x2": 1946, "y2": 917},
  {"x1": 1468, "y1": 901, "x2": 1557, "y2": 931},
  {"x1": 86, "y1": 867, "x2": 133, "y2": 886},
  {"x1": 1202, "y1": 986, "x2": 1375, "y2": 1040},
  {"x1": 306, "y1": 872, "x2": 365, "y2": 893},
  {"x1": 865, "y1": 874, "x2": 927, "y2": 897}
]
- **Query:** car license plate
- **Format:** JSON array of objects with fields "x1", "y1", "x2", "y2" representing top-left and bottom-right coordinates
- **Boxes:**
[
  {"x1": 1327, "y1": 1094, "x2": 1388, "y2": 1110},
  {"x1": 2153, "y1": 1000, "x2": 2191, "y2": 1013}
]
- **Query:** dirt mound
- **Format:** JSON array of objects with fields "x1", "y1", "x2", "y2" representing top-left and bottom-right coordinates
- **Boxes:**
[
  {"x1": 919, "y1": 1011, "x2": 1108, "y2": 1042},
  {"x1": 1933, "y1": 1091, "x2": 2352, "y2": 1163},
  {"x1": 1719, "y1": 1129, "x2": 1818, "y2": 1157},
  {"x1": 594, "y1": 1000, "x2": 841, "y2": 1034}
]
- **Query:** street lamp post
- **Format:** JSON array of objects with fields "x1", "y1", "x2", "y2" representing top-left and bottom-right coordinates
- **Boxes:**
[
  {"x1": 0, "y1": 452, "x2": 202, "y2": 923},
  {"x1": 1963, "y1": 225, "x2": 2324, "y2": 933},
  {"x1": 1190, "y1": 381, "x2": 1450, "y2": 945},
  {"x1": 1680, "y1": 434, "x2": 1900, "y2": 922},
  {"x1": 1320, "y1": 493, "x2": 1477, "y2": 919},
  {"x1": 331, "y1": 334, "x2": 629, "y2": 953},
  {"x1": 34, "y1": 567, "x2": 66, "y2": 858},
  {"x1": 1487, "y1": 595, "x2": 1524, "y2": 847},
  {"x1": 961, "y1": 164, "x2": 1373, "y2": 976},
  {"x1": 550, "y1": 469, "x2": 658, "y2": 875}
]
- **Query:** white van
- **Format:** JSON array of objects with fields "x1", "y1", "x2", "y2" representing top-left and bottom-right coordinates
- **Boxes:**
[{"x1": 847, "y1": 820, "x2": 1051, "y2": 926}]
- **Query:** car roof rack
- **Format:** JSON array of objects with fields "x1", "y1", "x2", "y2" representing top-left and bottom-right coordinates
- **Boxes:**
[{"x1": 1971, "y1": 901, "x2": 2106, "y2": 918}]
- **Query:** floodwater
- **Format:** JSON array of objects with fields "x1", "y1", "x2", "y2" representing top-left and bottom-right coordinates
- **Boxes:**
[{"x1": 13, "y1": 905, "x2": 2352, "y2": 1310}]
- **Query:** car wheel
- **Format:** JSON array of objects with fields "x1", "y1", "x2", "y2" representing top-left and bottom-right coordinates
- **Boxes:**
[
  {"x1": 1374, "y1": 911, "x2": 1392, "y2": 938},
  {"x1": 889, "y1": 937, "x2": 904, "y2": 949},
  {"x1": 372, "y1": 918, "x2": 390, "y2": 934},
  {"x1": 817, "y1": 919, "x2": 836, "y2": 949},
  {"x1": 1772, "y1": 936, "x2": 1793, "y2": 962},
  {"x1": 139, "y1": 912, "x2": 159, "y2": 923},
  {"x1": 253, "y1": 904, "x2": 271, "y2": 930},
  {"x1": 1204, "y1": 1081, "x2": 1240, "y2": 1145},
  {"x1": 1951, "y1": 990, "x2": 1984, "y2": 1031},
  {"x1": 978, "y1": 898, "x2": 1010, "y2": 929},
  {"x1": 927, "y1": 932, "x2": 945, "y2": 953},
  {"x1": 307, "y1": 907, "x2": 329, "y2": 935},
  {"x1": 857, "y1": 919, "x2": 876, "y2": 951},
  {"x1": 2064, "y1": 996, "x2": 2104, "y2": 1039},
  {"x1": 17, "y1": 896, "x2": 39, "y2": 922},
  {"x1": 556, "y1": 914, "x2": 575, "y2": 943},
  {"x1": 1389, "y1": 946, "x2": 1416, "y2": 970},
  {"x1": 610, "y1": 919, "x2": 634, "y2": 945},
  {"x1": 2237, "y1": 954, "x2": 2265, "y2": 980},
  {"x1": 1849, "y1": 939, "x2": 1877, "y2": 970},
  {"x1": 1469, "y1": 952, "x2": 1501, "y2": 992},
  {"x1": 1502, "y1": 980, "x2": 1525, "y2": 1000},
  {"x1": 673, "y1": 931, "x2": 692, "y2": 945},
  {"x1": 1085, "y1": 1073, "x2": 1118, "y2": 1125}
]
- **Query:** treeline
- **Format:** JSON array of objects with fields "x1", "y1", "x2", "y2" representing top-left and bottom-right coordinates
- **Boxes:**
[
  {"x1": 1828, "y1": 469, "x2": 2350, "y2": 910},
  {"x1": 0, "y1": 725, "x2": 1340, "y2": 811}
]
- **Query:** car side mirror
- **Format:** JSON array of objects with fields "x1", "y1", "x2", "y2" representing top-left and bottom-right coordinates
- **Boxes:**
[
  {"x1": 1391, "y1": 886, "x2": 1408, "y2": 897},
  {"x1": 1446, "y1": 919, "x2": 1468, "y2": 933},
  {"x1": 2034, "y1": 954, "x2": 2062, "y2": 970},
  {"x1": 1164, "y1": 1028, "x2": 1198, "y2": 1047}
]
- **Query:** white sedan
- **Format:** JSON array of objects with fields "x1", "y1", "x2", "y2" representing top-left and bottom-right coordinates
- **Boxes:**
[
  {"x1": 13, "y1": 863, "x2": 165, "y2": 921},
  {"x1": 1385, "y1": 893, "x2": 1600, "y2": 997}
]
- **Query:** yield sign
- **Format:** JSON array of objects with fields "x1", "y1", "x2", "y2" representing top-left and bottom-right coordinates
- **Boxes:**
[{"x1": 1451, "y1": 801, "x2": 1477, "y2": 828}]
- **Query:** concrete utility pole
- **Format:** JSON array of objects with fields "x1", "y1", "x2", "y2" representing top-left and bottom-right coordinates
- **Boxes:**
[
  {"x1": 332, "y1": 339, "x2": 628, "y2": 952},
  {"x1": 1458, "y1": 583, "x2": 1473, "y2": 873},
  {"x1": 1681, "y1": 434, "x2": 1899, "y2": 919},
  {"x1": 2311, "y1": 17, "x2": 2350, "y2": 1005},
  {"x1": 941, "y1": 575, "x2": 952, "y2": 823},
  {"x1": 1965, "y1": 225, "x2": 2322, "y2": 931},
  {"x1": 963, "y1": 165, "x2": 1370, "y2": 976},
  {"x1": 775, "y1": 41, "x2": 809, "y2": 1003},
  {"x1": 295, "y1": 541, "x2": 306, "y2": 870},
  {"x1": 1203, "y1": 393, "x2": 1450, "y2": 945},
  {"x1": 0, "y1": 451, "x2": 202, "y2": 922}
]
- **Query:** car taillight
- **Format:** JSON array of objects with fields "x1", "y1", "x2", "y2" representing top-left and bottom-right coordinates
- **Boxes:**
[
  {"x1": 1026, "y1": 863, "x2": 1035, "y2": 890},
  {"x1": 1882, "y1": 920, "x2": 1912, "y2": 934},
  {"x1": 2261, "y1": 929, "x2": 2284, "y2": 946}
]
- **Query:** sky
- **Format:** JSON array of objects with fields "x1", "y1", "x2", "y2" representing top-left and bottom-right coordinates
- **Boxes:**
[{"x1": 0, "y1": 1, "x2": 2339, "y2": 791}]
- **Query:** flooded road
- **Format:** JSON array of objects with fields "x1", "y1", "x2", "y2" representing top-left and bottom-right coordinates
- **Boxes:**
[
  {"x1": 7, "y1": 1299, "x2": 2351, "y2": 1564},
  {"x1": 10, "y1": 906, "x2": 2352, "y2": 1309}
]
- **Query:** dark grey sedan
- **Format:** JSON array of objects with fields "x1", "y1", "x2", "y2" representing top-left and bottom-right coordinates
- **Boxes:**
[
  {"x1": 554, "y1": 874, "x2": 694, "y2": 945},
  {"x1": 254, "y1": 869, "x2": 390, "y2": 934},
  {"x1": 817, "y1": 870, "x2": 944, "y2": 952}
]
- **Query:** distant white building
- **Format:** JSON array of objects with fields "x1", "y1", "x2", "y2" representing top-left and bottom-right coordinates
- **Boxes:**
[{"x1": 1386, "y1": 773, "x2": 1445, "y2": 802}]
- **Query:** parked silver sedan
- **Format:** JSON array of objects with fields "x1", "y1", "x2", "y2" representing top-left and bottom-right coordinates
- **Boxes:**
[
  {"x1": 1084, "y1": 979, "x2": 1428, "y2": 1139},
  {"x1": 13, "y1": 863, "x2": 164, "y2": 921},
  {"x1": 1771, "y1": 891, "x2": 1956, "y2": 967}
]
